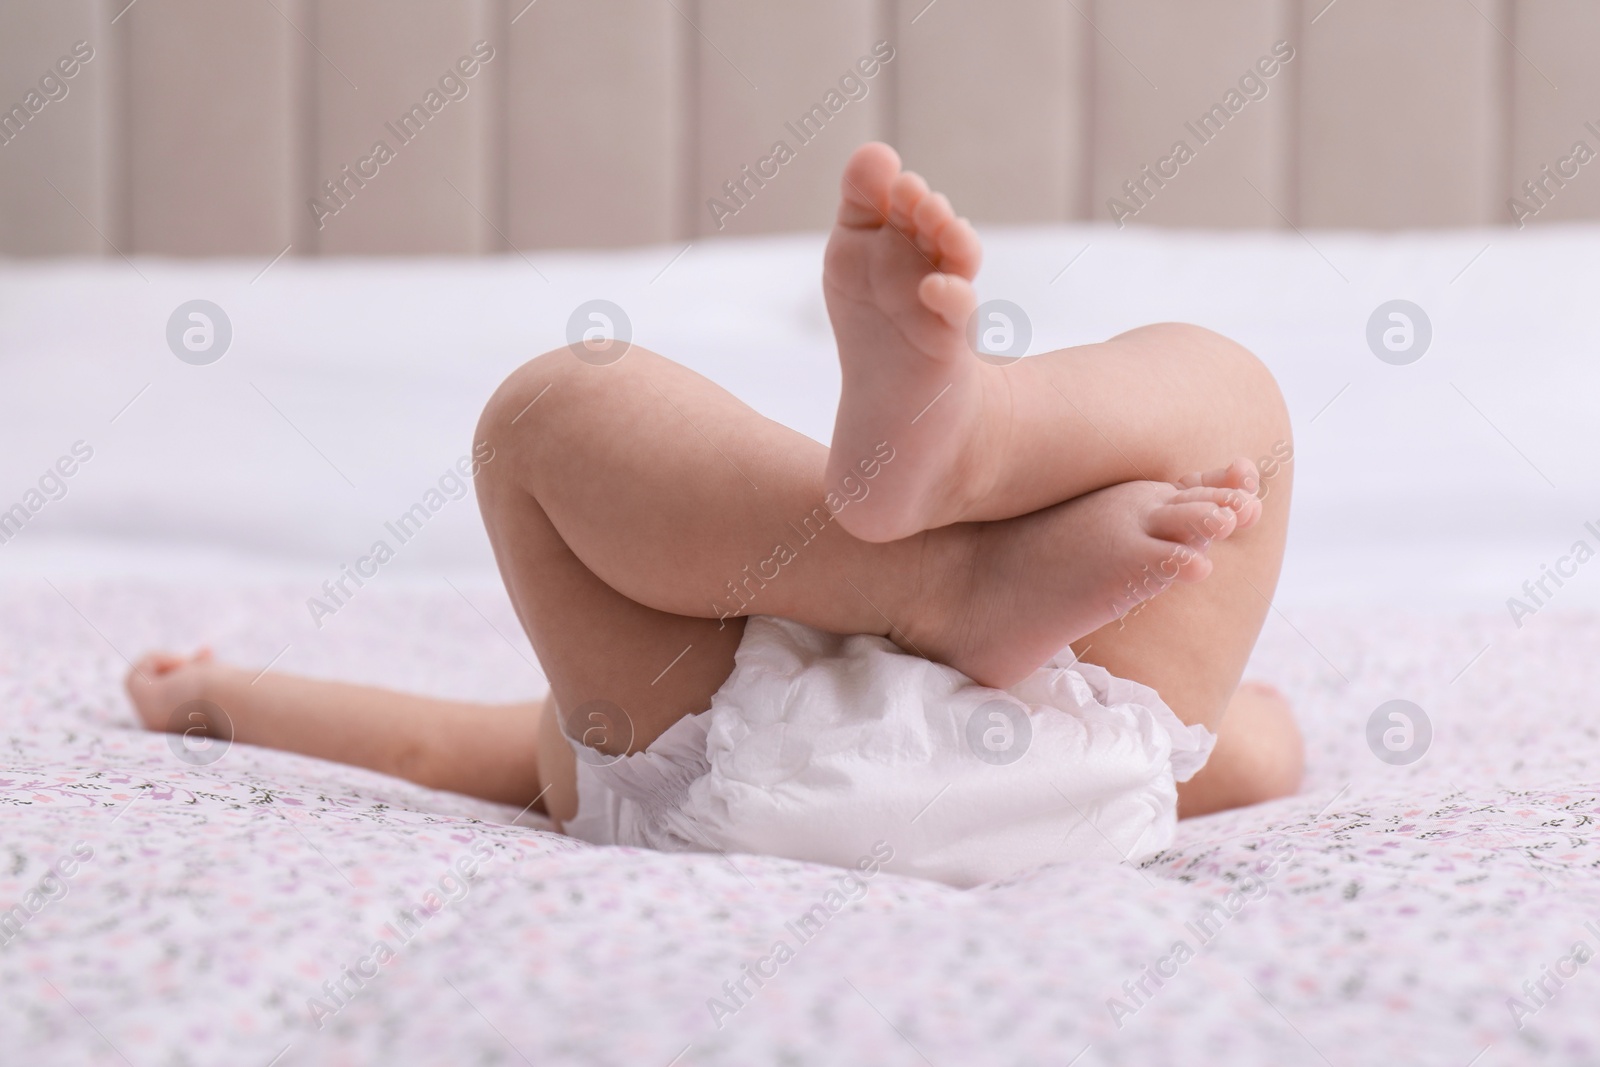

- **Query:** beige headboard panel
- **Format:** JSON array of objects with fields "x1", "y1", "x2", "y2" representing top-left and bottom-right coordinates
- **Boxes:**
[{"x1": 1, "y1": 0, "x2": 1592, "y2": 257}]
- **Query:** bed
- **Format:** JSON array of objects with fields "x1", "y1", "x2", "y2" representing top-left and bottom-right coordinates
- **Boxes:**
[{"x1": 4, "y1": 224, "x2": 1600, "y2": 1065}]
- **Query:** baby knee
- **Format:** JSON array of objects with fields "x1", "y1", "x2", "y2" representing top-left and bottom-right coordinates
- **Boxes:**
[
  {"x1": 1117, "y1": 320, "x2": 1277, "y2": 393},
  {"x1": 1156, "y1": 324, "x2": 1280, "y2": 400},
  {"x1": 1246, "y1": 734, "x2": 1304, "y2": 806},
  {"x1": 1204, "y1": 328, "x2": 1289, "y2": 440},
  {"x1": 475, "y1": 349, "x2": 574, "y2": 449},
  {"x1": 1155, "y1": 323, "x2": 1292, "y2": 486},
  {"x1": 1232, "y1": 686, "x2": 1304, "y2": 805},
  {"x1": 1189, "y1": 682, "x2": 1304, "y2": 815}
]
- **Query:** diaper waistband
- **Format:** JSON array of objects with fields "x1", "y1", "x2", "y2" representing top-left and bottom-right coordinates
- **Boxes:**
[{"x1": 568, "y1": 710, "x2": 712, "y2": 812}]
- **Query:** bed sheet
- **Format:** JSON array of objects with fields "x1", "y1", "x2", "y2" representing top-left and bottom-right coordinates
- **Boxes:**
[
  {"x1": 4, "y1": 223, "x2": 1600, "y2": 607},
  {"x1": 3, "y1": 579, "x2": 1598, "y2": 1066},
  {"x1": 5, "y1": 224, "x2": 1600, "y2": 1064}
]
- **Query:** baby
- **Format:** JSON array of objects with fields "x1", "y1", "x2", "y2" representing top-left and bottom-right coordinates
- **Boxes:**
[{"x1": 127, "y1": 143, "x2": 1303, "y2": 886}]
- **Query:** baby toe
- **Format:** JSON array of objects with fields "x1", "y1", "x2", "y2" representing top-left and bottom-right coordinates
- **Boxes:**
[
  {"x1": 1170, "y1": 484, "x2": 1250, "y2": 513},
  {"x1": 888, "y1": 170, "x2": 930, "y2": 230},
  {"x1": 1173, "y1": 482, "x2": 1263, "y2": 529},
  {"x1": 1145, "y1": 538, "x2": 1213, "y2": 583},
  {"x1": 911, "y1": 192, "x2": 954, "y2": 257},
  {"x1": 837, "y1": 142, "x2": 900, "y2": 227},
  {"x1": 917, "y1": 272, "x2": 978, "y2": 328},
  {"x1": 936, "y1": 216, "x2": 982, "y2": 278},
  {"x1": 1145, "y1": 500, "x2": 1237, "y2": 547},
  {"x1": 1179, "y1": 457, "x2": 1260, "y2": 495}
]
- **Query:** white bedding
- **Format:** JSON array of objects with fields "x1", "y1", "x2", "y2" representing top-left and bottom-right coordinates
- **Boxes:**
[{"x1": 4, "y1": 225, "x2": 1600, "y2": 1064}]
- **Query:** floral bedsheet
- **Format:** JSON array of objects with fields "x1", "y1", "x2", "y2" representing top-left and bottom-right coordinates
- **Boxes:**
[{"x1": 2, "y1": 579, "x2": 1598, "y2": 1066}]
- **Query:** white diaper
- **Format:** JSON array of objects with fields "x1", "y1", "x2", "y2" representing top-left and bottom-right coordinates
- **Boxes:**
[{"x1": 561, "y1": 616, "x2": 1215, "y2": 888}]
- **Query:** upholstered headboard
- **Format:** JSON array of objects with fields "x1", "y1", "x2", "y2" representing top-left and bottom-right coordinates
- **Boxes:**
[{"x1": 1, "y1": 0, "x2": 1592, "y2": 257}]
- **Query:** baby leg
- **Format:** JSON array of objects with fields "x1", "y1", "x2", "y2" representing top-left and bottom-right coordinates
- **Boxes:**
[
  {"x1": 127, "y1": 341, "x2": 1291, "y2": 819},
  {"x1": 476, "y1": 345, "x2": 1293, "y2": 820},
  {"x1": 818, "y1": 142, "x2": 1301, "y2": 806},
  {"x1": 474, "y1": 345, "x2": 1250, "y2": 712},
  {"x1": 124, "y1": 650, "x2": 548, "y2": 808},
  {"x1": 823, "y1": 142, "x2": 1282, "y2": 542},
  {"x1": 1181, "y1": 682, "x2": 1303, "y2": 816},
  {"x1": 1050, "y1": 328, "x2": 1299, "y2": 812}
]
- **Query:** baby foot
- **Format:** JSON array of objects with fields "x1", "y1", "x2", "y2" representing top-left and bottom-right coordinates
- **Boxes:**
[
  {"x1": 1178, "y1": 457, "x2": 1264, "y2": 528},
  {"x1": 125, "y1": 648, "x2": 217, "y2": 734},
  {"x1": 906, "y1": 472, "x2": 1258, "y2": 688},
  {"x1": 822, "y1": 142, "x2": 991, "y2": 543}
]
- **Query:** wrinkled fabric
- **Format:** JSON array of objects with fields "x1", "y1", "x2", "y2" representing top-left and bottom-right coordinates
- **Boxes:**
[{"x1": 565, "y1": 616, "x2": 1214, "y2": 887}]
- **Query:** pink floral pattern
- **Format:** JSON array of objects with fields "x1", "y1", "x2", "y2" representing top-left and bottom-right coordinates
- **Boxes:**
[{"x1": 3, "y1": 579, "x2": 1598, "y2": 1065}]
